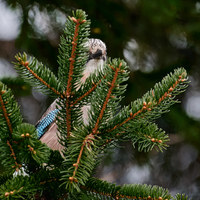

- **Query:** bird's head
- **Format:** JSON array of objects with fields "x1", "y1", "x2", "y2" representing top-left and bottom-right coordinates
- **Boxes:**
[
  {"x1": 86, "y1": 38, "x2": 107, "y2": 62},
  {"x1": 80, "y1": 39, "x2": 107, "y2": 83}
]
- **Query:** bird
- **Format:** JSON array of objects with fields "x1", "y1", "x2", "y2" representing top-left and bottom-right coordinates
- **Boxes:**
[{"x1": 36, "y1": 38, "x2": 107, "y2": 152}]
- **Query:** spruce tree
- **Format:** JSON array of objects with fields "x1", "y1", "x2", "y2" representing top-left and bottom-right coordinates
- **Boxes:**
[{"x1": 0, "y1": 10, "x2": 190, "y2": 200}]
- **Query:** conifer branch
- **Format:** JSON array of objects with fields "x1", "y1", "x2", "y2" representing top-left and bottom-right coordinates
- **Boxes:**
[
  {"x1": 0, "y1": 176, "x2": 37, "y2": 199},
  {"x1": 71, "y1": 70, "x2": 107, "y2": 108},
  {"x1": 65, "y1": 17, "x2": 87, "y2": 137},
  {"x1": 66, "y1": 17, "x2": 83, "y2": 97},
  {"x1": 68, "y1": 63, "x2": 122, "y2": 183},
  {"x1": 81, "y1": 177, "x2": 171, "y2": 200},
  {"x1": 0, "y1": 82, "x2": 22, "y2": 172},
  {"x1": 69, "y1": 133, "x2": 95, "y2": 183},
  {"x1": 0, "y1": 91, "x2": 13, "y2": 135},
  {"x1": 108, "y1": 105, "x2": 146, "y2": 133},
  {"x1": 12, "y1": 123, "x2": 51, "y2": 164},
  {"x1": 56, "y1": 10, "x2": 90, "y2": 141},
  {"x1": 71, "y1": 79, "x2": 101, "y2": 107},
  {"x1": 65, "y1": 18, "x2": 81, "y2": 137},
  {"x1": 103, "y1": 122, "x2": 169, "y2": 152},
  {"x1": 20, "y1": 62, "x2": 64, "y2": 98},
  {"x1": 93, "y1": 63, "x2": 122, "y2": 134},
  {"x1": 106, "y1": 69, "x2": 188, "y2": 134},
  {"x1": 0, "y1": 9, "x2": 190, "y2": 199},
  {"x1": 3, "y1": 186, "x2": 24, "y2": 199},
  {"x1": 156, "y1": 73, "x2": 186, "y2": 104},
  {"x1": 6, "y1": 140, "x2": 21, "y2": 172},
  {"x1": 0, "y1": 83, "x2": 49, "y2": 171},
  {"x1": 15, "y1": 54, "x2": 64, "y2": 98},
  {"x1": 131, "y1": 122, "x2": 169, "y2": 152}
]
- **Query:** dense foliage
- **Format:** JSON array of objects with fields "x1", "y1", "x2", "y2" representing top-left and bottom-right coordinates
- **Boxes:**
[{"x1": 0, "y1": 9, "x2": 190, "y2": 199}]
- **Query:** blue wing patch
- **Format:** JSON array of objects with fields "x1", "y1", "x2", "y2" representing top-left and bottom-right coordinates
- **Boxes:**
[{"x1": 36, "y1": 109, "x2": 59, "y2": 138}]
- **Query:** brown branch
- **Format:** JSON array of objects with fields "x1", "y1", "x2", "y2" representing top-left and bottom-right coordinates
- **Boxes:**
[
  {"x1": 69, "y1": 64, "x2": 122, "y2": 182},
  {"x1": 0, "y1": 90, "x2": 13, "y2": 134},
  {"x1": 69, "y1": 133, "x2": 95, "y2": 183},
  {"x1": 16, "y1": 59, "x2": 64, "y2": 98},
  {"x1": 0, "y1": 86, "x2": 21, "y2": 171},
  {"x1": 107, "y1": 74, "x2": 186, "y2": 134},
  {"x1": 92, "y1": 64, "x2": 121, "y2": 135},
  {"x1": 65, "y1": 18, "x2": 86, "y2": 137},
  {"x1": 108, "y1": 106, "x2": 145, "y2": 133},
  {"x1": 7, "y1": 140, "x2": 21, "y2": 171},
  {"x1": 157, "y1": 74, "x2": 185, "y2": 104},
  {"x1": 71, "y1": 79, "x2": 103, "y2": 107}
]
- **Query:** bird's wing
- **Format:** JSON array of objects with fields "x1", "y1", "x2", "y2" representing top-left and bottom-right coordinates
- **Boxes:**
[
  {"x1": 36, "y1": 99, "x2": 59, "y2": 138},
  {"x1": 39, "y1": 122, "x2": 64, "y2": 152}
]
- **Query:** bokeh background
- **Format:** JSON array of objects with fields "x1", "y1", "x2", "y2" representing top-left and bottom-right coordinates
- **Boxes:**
[{"x1": 0, "y1": 0, "x2": 200, "y2": 198}]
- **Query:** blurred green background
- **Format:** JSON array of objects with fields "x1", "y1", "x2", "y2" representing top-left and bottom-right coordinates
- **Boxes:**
[{"x1": 0, "y1": 0, "x2": 200, "y2": 198}]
